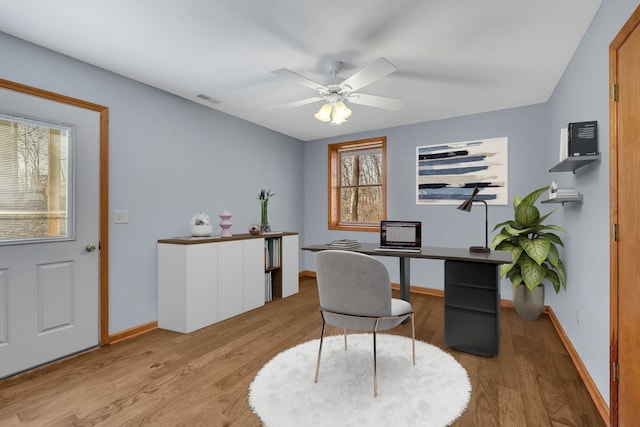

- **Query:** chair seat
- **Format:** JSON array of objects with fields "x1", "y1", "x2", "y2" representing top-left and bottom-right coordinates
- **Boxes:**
[{"x1": 391, "y1": 298, "x2": 412, "y2": 316}]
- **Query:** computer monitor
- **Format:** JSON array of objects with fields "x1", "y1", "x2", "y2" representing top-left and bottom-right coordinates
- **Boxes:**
[{"x1": 379, "y1": 220, "x2": 422, "y2": 249}]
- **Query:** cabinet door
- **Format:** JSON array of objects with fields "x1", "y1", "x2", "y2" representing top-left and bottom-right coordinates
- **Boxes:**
[
  {"x1": 217, "y1": 240, "x2": 244, "y2": 321},
  {"x1": 281, "y1": 235, "x2": 299, "y2": 298},
  {"x1": 186, "y1": 244, "x2": 218, "y2": 332},
  {"x1": 243, "y1": 238, "x2": 265, "y2": 311},
  {"x1": 158, "y1": 243, "x2": 188, "y2": 332},
  {"x1": 157, "y1": 243, "x2": 218, "y2": 334}
]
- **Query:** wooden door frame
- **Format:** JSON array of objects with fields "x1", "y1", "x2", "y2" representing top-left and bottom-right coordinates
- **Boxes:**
[
  {"x1": 609, "y1": 5, "x2": 640, "y2": 426},
  {"x1": 0, "y1": 78, "x2": 110, "y2": 346}
]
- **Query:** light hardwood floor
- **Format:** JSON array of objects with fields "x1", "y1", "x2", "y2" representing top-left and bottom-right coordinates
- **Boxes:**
[{"x1": 0, "y1": 277, "x2": 605, "y2": 426}]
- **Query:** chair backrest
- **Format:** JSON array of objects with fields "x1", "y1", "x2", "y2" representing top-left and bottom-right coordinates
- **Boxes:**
[{"x1": 315, "y1": 250, "x2": 392, "y2": 318}]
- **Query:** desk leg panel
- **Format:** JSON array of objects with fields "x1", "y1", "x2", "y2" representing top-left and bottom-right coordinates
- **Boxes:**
[{"x1": 399, "y1": 257, "x2": 411, "y2": 302}]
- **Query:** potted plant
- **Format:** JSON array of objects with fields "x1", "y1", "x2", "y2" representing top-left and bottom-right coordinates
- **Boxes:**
[{"x1": 490, "y1": 186, "x2": 566, "y2": 320}]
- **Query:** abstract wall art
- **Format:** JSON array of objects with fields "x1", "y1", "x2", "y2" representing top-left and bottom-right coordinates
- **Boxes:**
[{"x1": 416, "y1": 137, "x2": 508, "y2": 205}]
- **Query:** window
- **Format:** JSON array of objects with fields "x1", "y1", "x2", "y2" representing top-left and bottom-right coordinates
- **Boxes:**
[
  {"x1": 0, "y1": 114, "x2": 73, "y2": 244},
  {"x1": 328, "y1": 137, "x2": 386, "y2": 231}
]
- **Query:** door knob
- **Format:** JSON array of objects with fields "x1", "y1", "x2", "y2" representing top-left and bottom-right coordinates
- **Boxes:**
[{"x1": 85, "y1": 243, "x2": 97, "y2": 252}]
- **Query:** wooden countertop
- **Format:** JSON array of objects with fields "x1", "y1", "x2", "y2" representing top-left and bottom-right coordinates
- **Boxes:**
[{"x1": 159, "y1": 231, "x2": 298, "y2": 245}]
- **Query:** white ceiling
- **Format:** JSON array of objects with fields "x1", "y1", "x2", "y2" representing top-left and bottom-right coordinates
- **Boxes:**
[{"x1": 0, "y1": 0, "x2": 602, "y2": 141}]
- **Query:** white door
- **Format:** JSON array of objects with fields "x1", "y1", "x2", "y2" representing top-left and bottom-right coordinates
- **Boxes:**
[{"x1": 0, "y1": 87, "x2": 100, "y2": 378}]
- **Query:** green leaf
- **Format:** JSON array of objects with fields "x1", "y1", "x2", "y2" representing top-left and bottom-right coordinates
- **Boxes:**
[
  {"x1": 496, "y1": 241, "x2": 522, "y2": 262},
  {"x1": 515, "y1": 203, "x2": 540, "y2": 227},
  {"x1": 521, "y1": 186, "x2": 550, "y2": 205},
  {"x1": 490, "y1": 233, "x2": 513, "y2": 248},
  {"x1": 538, "y1": 210, "x2": 555, "y2": 224},
  {"x1": 510, "y1": 245, "x2": 524, "y2": 264},
  {"x1": 545, "y1": 269, "x2": 561, "y2": 294},
  {"x1": 557, "y1": 258, "x2": 567, "y2": 289},
  {"x1": 520, "y1": 255, "x2": 547, "y2": 290},
  {"x1": 513, "y1": 195, "x2": 522, "y2": 210},
  {"x1": 504, "y1": 224, "x2": 535, "y2": 236},
  {"x1": 499, "y1": 263, "x2": 513, "y2": 277},
  {"x1": 547, "y1": 243, "x2": 559, "y2": 268},
  {"x1": 495, "y1": 240, "x2": 516, "y2": 251},
  {"x1": 498, "y1": 245, "x2": 522, "y2": 277},
  {"x1": 519, "y1": 237, "x2": 550, "y2": 265},
  {"x1": 492, "y1": 220, "x2": 519, "y2": 232},
  {"x1": 539, "y1": 233, "x2": 565, "y2": 247},
  {"x1": 539, "y1": 224, "x2": 566, "y2": 233},
  {"x1": 509, "y1": 272, "x2": 523, "y2": 287}
]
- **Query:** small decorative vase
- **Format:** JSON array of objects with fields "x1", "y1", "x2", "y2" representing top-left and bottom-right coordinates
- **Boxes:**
[
  {"x1": 513, "y1": 284, "x2": 545, "y2": 320},
  {"x1": 219, "y1": 210, "x2": 232, "y2": 237},
  {"x1": 190, "y1": 212, "x2": 213, "y2": 237},
  {"x1": 260, "y1": 199, "x2": 271, "y2": 232}
]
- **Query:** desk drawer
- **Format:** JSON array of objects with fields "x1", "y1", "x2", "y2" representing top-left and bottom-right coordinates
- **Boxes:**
[
  {"x1": 445, "y1": 260, "x2": 498, "y2": 289},
  {"x1": 445, "y1": 283, "x2": 498, "y2": 313},
  {"x1": 445, "y1": 306, "x2": 500, "y2": 357}
]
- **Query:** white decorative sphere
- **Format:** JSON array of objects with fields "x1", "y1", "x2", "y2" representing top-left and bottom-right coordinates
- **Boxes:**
[
  {"x1": 249, "y1": 223, "x2": 261, "y2": 235},
  {"x1": 190, "y1": 212, "x2": 213, "y2": 237}
]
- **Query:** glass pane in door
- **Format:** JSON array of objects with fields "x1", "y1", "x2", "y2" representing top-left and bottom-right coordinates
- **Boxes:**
[{"x1": 0, "y1": 114, "x2": 73, "y2": 244}]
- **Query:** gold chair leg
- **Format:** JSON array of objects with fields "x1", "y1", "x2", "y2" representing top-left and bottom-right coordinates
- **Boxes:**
[
  {"x1": 315, "y1": 321, "x2": 326, "y2": 383},
  {"x1": 373, "y1": 319, "x2": 380, "y2": 397},
  {"x1": 411, "y1": 312, "x2": 416, "y2": 365}
]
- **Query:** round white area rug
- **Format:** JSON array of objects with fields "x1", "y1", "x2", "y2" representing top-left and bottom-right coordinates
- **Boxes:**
[{"x1": 248, "y1": 333, "x2": 471, "y2": 427}]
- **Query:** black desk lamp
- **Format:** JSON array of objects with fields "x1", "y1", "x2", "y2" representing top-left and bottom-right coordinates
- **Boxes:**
[{"x1": 457, "y1": 187, "x2": 490, "y2": 253}]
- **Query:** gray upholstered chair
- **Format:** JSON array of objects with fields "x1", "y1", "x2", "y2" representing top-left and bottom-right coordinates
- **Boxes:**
[{"x1": 314, "y1": 249, "x2": 415, "y2": 397}]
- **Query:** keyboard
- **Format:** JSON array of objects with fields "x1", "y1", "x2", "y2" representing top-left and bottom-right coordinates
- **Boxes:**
[{"x1": 374, "y1": 247, "x2": 422, "y2": 253}]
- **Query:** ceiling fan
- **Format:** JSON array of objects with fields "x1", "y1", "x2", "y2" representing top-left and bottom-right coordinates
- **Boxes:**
[{"x1": 268, "y1": 57, "x2": 405, "y2": 124}]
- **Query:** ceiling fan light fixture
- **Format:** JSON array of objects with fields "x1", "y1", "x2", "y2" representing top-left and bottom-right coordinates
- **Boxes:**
[
  {"x1": 331, "y1": 101, "x2": 351, "y2": 124},
  {"x1": 314, "y1": 103, "x2": 332, "y2": 122}
]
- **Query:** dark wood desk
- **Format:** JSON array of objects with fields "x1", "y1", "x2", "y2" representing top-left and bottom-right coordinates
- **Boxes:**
[{"x1": 302, "y1": 243, "x2": 512, "y2": 357}]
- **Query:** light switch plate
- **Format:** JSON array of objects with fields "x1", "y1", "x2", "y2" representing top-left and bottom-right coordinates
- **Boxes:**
[{"x1": 114, "y1": 210, "x2": 129, "y2": 224}]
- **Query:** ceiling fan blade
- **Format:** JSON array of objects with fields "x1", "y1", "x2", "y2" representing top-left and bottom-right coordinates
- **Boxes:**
[
  {"x1": 267, "y1": 96, "x2": 325, "y2": 110},
  {"x1": 271, "y1": 68, "x2": 327, "y2": 92},
  {"x1": 340, "y1": 57, "x2": 398, "y2": 92},
  {"x1": 346, "y1": 93, "x2": 406, "y2": 111}
]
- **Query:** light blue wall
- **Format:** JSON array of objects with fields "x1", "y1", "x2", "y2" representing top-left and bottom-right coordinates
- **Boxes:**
[
  {"x1": 544, "y1": 0, "x2": 640, "y2": 406},
  {"x1": 0, "y1": 32, "x2": 304, "y2": 333}
]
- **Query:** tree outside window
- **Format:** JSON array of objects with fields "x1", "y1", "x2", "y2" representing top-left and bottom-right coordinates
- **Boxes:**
[{"x1": 328, "y1": 137, "x2": 386, "y2": 231}]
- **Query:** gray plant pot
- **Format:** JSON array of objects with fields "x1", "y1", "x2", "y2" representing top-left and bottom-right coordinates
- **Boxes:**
[{"x1": 513, "y1": 284, "x2": 545, "y2": 320}]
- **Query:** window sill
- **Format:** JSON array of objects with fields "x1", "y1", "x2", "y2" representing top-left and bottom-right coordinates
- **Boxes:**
[{"x1": 329, "y1": 224, "x2": 380, "y2": 232}]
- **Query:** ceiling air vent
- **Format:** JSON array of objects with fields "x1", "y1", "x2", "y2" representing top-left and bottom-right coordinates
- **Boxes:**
[{"x1": 196, "y1": 94, "x2": 221, "y2": 104}]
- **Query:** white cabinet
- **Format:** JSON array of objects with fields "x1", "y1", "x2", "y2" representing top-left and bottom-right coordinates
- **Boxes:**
[
  {"x1": 281, "y1": 234, "x2": 299, "y2": 298},
  {"x1": 157, "y1": 232, "x2": 298, "y2": 333}
]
